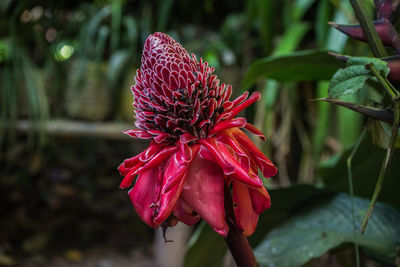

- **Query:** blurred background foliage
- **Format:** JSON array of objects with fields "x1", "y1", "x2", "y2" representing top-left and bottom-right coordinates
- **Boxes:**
[{"x1": 0, "y1": 0, "x2": 399, "y2": 266}]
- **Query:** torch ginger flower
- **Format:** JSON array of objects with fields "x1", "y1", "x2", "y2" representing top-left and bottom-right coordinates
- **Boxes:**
[{"x1": 118, "y1": 32, "x2": 277, "y2": 237}]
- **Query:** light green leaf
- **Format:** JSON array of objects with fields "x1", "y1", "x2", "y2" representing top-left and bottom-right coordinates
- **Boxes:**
[
  {"x1": 368, "y1": 119, "x2": 400, "y2": 149},
  {"x1": 242, "y1": 50, "x2": 344, "y2": 90},
  {"x1": 255, "y1": 193, "x2": 400, "y2": 267},
  {"x1": 328, "y1": 56, "x2": 389, "y2": 98},
  {"x1": 273, "y1": 23, "x2": 310, "y2": 56}
]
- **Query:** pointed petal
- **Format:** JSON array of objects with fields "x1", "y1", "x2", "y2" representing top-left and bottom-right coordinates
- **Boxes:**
[
  {"x1": 224, "y1": 91, "x2": 261, "y2": 120},
  {"x1": 118, "y1": 162, "x2": 131, "y2": 176},
  {"x1": 232, "y1": 182, "x2": 259, "y2": 236},
  {"x1": 124, "y1": 129, "x2": 154, "y2": 139},
  {"x1": 230, "y1": 91, "x2": 249, "y2": 108},
  {"x1": 180, "y1": 153, "x2": 228, "y2": 236},
  {"x1": 173, "y1": 198, "x2": 200, "y2": 226},
  {"x1": 244, "y1": 123, "x2": 266, "y2": 141},
  {"x1": 120, "y1": 161, "x2": 145, "y2": 189},
  {"x1": 128, "y1": 165, "x2": 163, "y2": 228},
  {"x1": 210, "y1": 117, "x2": 247, "y2": 135},
  {"x1": 230, "y1": 128, "x2": 277, "y2": 178}
]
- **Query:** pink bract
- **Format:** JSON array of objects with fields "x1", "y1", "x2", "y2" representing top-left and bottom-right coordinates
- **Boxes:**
[{"x1": 119, "y1": 32, "x2": 277, "y2": 236}]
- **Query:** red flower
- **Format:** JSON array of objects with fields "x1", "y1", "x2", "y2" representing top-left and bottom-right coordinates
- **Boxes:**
[{"x1": 118, "y1": 32, "x2": 277, "y2": 236}]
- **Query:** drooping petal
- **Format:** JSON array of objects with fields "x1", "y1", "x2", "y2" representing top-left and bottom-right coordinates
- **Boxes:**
[
  {"x1": 244, "y1": 123, "x2": 266, "y2": 141},
  {"x1": 154, "y1": 145, "x2": 200, "y2": 224},
  {"x1": 162, "y1": 145, "x2": 200, "y2": 193},
  {"x1": 232, "y1": 181, "x2": 259, "y2": 236},
  {"x1": 230, "y1": 128, "x2": 277, "y2": 178},
  {"x1": 120, "y1": 161, "x2": 145, "y2": 189},
  {"x1": 153, "y1": 153, "x2": 186, "y2": 225},
  {"x1": 180, "y1": 152, "x2": 229, "y2": 236},
  {"x1": 173, "y1": 198, "x2": 200, "y2": 226},
  {"x1": 128, "y1": 164, "x2": 164, "y2": 228},
  {"x1": 199, "y1": 138, "x2": 263, "y2": 188},
  {"x1": 249, "y1": 186, "x2": 271, "y2": 214}
]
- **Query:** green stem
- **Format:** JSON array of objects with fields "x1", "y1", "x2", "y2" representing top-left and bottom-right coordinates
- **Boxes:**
[
  {"x1": 369, "y1": 64, "x2": 400, "y2": 100},
  {"x1": 346, "y1": 128, "x2": 366, "y2": 267},
  {"x1": 349, "y1": 0, "x2": 387, "y2": 57},
  {"x1": 361, "y1": 101, "x2": 399, "y2": 233},
  {"x1": 360, "y1": 65, "x2": 400, "y2": 233}
]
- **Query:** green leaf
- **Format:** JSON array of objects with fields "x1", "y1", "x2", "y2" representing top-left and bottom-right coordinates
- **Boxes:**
[
  {"x1": 328, "y1": 57, "x2": 389, "y2": 98},
  {"x1": 183, "y1": 222, "x2": 227, "y2": 267},
  {"x1": 242, "y1": 50, "x2": 344, "y2": 90},
  {"x1": 368, "y1": 119, "x2": 400, "y2": 149},
  {"x1": 273, "y1": 23, "x2": 310, "y2": 56},
  {"x1": 255, "y1": 193, "x2": 400, "y2": 267}
]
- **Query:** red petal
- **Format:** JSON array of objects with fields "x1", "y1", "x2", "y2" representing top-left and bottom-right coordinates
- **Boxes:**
[
  {"x1": 120, "y1": 161, "x2": 145, "y2": 189},
  {"x1": 124, "y1": 129, "x2": 154, "y2": 139},
  {"x1": 250, "y1": 186, "x2": 271, "y2": 214},
  {"x1": 118, "y1": 162, "x2": 131, "y2": 176},
  {"x1": 223, "y1": 91, "x2": 261, "y2": 120},
  {"x1": 128, "y1": 165, "x2": 163, "y2": 228},
  {"x1": 230, "y1": 91, "x2": 249, "y2": 108},
  {"x1": 153, "y1": 153, "x2": 186, "y2": 225},
  {"x1": 244, "y1": 123, "x2": 266, "y2": 141},
  {"x1": 180, "y1": 132, "x2": 198, "y2": 143},
  {"x1": 210, "y1": 117, "x2": 247, "y2": 135},
  {"x1": 199, "y1": 138, "x2": 263, "y2": 188},
  {"x1": 232, "y1": 182, "x2": 259, "y2": 236},
  {"x1": 173, "y1": 198, "x2": 200, "y2": 226},
  {"x1": 162, "y1": 145, "x2": 200, "y2": 193},
  {"x1": 230, "y1": 128, "x2": 277, "y2": 178},
  {"x1": 139, "y1": 142, "x2": 164, "y2": 162},
  {"x1": 154, "y1": 145, "x2": 200, "y2": 224},
  {"x1": 180, "y1": 152, "x2": 228, "y2": 236},
  {"x1": 135, "y1": 146, "x2": 178, "y2": 174}
]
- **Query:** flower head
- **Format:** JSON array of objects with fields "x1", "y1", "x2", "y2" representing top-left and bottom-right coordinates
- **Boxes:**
[{"x1": 119, "y1": 32, "x2": 277, "y2": 236}]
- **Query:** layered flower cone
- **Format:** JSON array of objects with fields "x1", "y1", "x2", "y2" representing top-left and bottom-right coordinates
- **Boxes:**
[{"x1": 119, "y1": 32, "x2": 277, "y2": 237}]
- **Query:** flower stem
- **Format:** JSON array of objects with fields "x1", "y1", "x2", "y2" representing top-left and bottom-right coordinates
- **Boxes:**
[{"x1": 224, "y1": 184, "x2": 257, "y2": 267}]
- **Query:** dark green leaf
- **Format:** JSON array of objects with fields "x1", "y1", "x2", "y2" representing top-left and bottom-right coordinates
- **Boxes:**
[
  {"x1": 255, "y1": 193, "x2": 400, "y2": 267},
  {"x1": 319, "y1": 134, "x2": 400, "y2": 208},
  {"x1": 242, "y1": 50, "x2": 344, "y2": 90},
  {"x1": 328, "y1": 56, "x2": 389, "y2": 98},
  {"x1": 183, "y1": 222, "x2": 227, "y2": 267}
]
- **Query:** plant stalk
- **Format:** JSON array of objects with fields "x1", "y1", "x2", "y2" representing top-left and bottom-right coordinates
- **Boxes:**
[
  {"x1": 361, "y1": 63, "x2": 400, "y2": 233},
  {"x1": 224, "y1": 184, "x2": 257, "y2": 267},
  {"x1": 349, "y1": 0, "x2": 387, "y2": 57}
]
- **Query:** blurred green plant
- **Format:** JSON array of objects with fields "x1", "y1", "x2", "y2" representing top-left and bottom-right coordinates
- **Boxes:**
[{"x1": 186, "y1": 0, "x2": 400, "y2": 266}]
